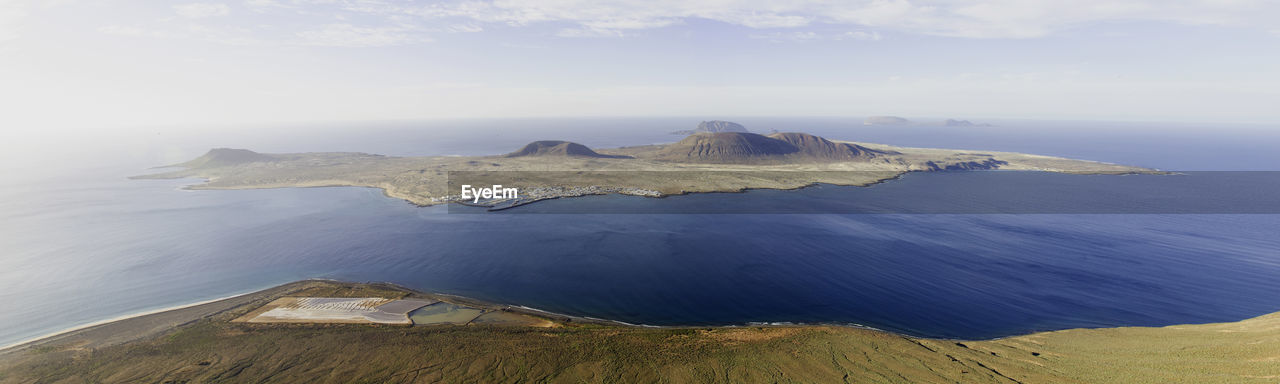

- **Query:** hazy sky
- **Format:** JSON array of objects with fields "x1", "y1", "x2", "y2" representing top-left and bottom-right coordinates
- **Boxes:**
[{"x1": 1, "y1": 0, "x2": 1278, "y2": 133}]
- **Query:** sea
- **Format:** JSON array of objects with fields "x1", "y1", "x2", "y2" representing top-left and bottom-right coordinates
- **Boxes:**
[{"x1": 1, "y1": 117, "x2": 1279, "y2": 345}]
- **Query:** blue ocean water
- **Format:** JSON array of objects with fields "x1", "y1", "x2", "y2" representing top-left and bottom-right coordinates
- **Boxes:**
[{"x1": 1, "y1": 118, "x2": 1278, "y2": 344}]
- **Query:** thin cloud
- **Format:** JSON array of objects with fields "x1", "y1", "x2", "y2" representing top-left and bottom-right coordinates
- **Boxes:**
[
  {"x1": 556, "y1": 27, "x2": 627, "y2": 38},
  {"x1": 402, "y1": 0, "x2": 1277, "y2": 39},
  {"x1": 840, "y1": 31, "x2": 882, "y2": 41},
  {"x1": 750, "y1": 30, "x2": 881, "y2": 42},
  {"x1": 296, "y1": 24, "x2": 432, "y2": 47},
  {"x1": 174, "y1": 3, "x2": 231, "y2": 19},
  {"x1": 64, "y1": 1, "x2": 1280, "y2": 48},
  {"x1": 749, "y1": 31, "x2": 820, "y2": 42},
  {"x1": 244, "y1": 0, "x2": 288, "y2": 10},
  {"x1": 78, "y1": 1, "x2": 1280, "y2": 48},
  {"x1": 98, "y1": 25, "x2": 178, "y2": 39},
  {"x1": 445, "y1": 23, "x2": 484, "y2": 33},
  {"x1": 0, "y1": 1, "x2": 28, "y2": 42},
  {"x1": 716, "y1": 11, "x2": 811, "y2": 28}
]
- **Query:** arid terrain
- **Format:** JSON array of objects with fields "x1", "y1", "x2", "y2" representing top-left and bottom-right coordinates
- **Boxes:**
[
  {"x1": 0, "y1": 280, "x2": 1275, "y2": 383},
  {"x1": 133, "y1": 132, "x2": 1151, "y2": 207}
]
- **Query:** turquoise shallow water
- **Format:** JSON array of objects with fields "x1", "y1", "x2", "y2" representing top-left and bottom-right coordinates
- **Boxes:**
[{"x1": 2, "y1": 118, "x2": 1279, "y2": 345}]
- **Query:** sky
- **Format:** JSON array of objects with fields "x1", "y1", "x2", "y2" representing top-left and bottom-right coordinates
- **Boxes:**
[{"x1": 1, "y1": 0, "x2": 1278, "y2": 135}]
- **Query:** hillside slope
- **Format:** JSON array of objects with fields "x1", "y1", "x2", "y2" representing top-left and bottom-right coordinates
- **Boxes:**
[
  {"x1": 649, "y1": 132, "x2": 894, "y2": 164},
  {"x1": 175, "y1": 148, "x2": 276, "y2": 168},
  {"x1": 504, "y1": 140, "x2": 628, "y2": 159},
  {"x1": 1, "y1": 281, "x2": 1274, "y2": 383}
]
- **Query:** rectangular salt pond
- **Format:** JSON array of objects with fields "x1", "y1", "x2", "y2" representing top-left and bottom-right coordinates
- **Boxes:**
[{"x1": 238, "y1": 297, "x2": 434, "y2": 325}]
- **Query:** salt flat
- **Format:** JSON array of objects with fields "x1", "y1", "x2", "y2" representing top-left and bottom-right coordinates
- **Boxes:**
[{"x1": 237, "y1": 297, "x2": 435, "y2": 325}]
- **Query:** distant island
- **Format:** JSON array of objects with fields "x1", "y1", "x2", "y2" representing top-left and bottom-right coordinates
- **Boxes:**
[
  {"x1": 670, "y1": 120, "x2": 749, "y2": 135},
  {"x1": 944, "y1": 118, "x2": 993, "y2": 127},
  {"x1": 133, "y1": 129, "x2": 1151, "y2": 208},
  {"x1": 863, "y1": 116, "x2": 996, "y2": 127},
  {"x1": 863, "y1": 116, "x2": 911, "y2": 125},
  {"x1": 1, "y1": 279, "x2": 1274, "y2": 383}
]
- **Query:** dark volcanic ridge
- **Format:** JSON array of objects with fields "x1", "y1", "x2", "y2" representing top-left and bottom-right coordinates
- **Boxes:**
[
  {"x1": 653, "y1": 132, "x2": 895, "y2": 164},
  {"x1": 177, "y1": 148, "x2": 276, "y2": 168},
  {"x1": 505, "y1": 140, "x2": 630, "y2": 159}
]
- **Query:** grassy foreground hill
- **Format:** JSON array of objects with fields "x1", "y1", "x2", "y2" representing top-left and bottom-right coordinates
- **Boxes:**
[{"x1": 1, "y1": 281, "x2": 1275, "y2": 383}]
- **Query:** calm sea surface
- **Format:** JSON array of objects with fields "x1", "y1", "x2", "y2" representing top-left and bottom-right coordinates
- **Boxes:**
[{"x1": 1, "y1": 118, "x2": 1278, "y2": 344}]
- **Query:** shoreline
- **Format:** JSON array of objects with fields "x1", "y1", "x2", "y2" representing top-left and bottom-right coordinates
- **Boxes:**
[
  {"x1": 171, "y1": 169, "x2": 1168, "y2": 213},
  {"x1": 0, "y1": 279, "x2": 897, "y2": 353},
  {"x1": 7, "y1": 278, "x2": 1271, "y2": 353},
  {"x1": 0, "y1": 292, "x2": 253, "y2": 352},
  {"x1": 0, "y1": 282, "x2": 293, "y2": 353}
]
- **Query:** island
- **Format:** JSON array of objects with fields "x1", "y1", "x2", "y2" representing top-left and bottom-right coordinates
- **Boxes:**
[
  {"x1": 132, "y1": 131, "x2": 1151, "y2": 209},
  {"x1": 943, "y1": 118, "x2": 993, "y2": 127},
  {"x1": 1, "y1": 280, "x2": 1274, "y2": 383},
  {"x1": 670, "y1": 120, "x2": 750, "y2": 135},
  {"x1": 864, "y1": 116, "x2": 911, "y2": 125}
]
